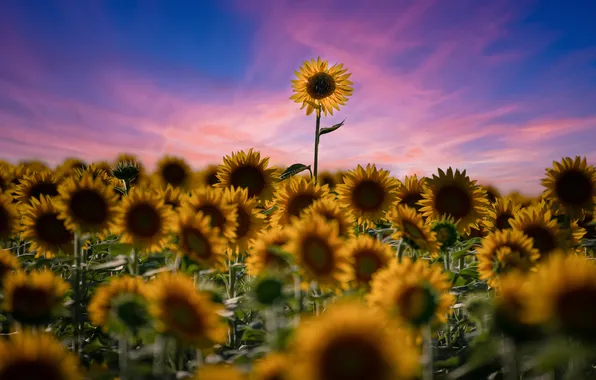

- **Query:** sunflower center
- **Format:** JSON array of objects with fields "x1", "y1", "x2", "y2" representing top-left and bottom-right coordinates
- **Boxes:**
[
  {"x1": 486, "y1": 190, "x2": 498, "y2": 203},
  {"x1": 125, "y1": 203, "x2": 162, "y2": 238},
  {"x1": 161, "y1": 163, "x2": 187, "y2": 187},
  {"x1": 320, "y1": 175, "x2": 336, "y2": 189},
  {"x1": 354, "y1": 250, "x2": 383, "y2": 283},
  {"x1": 163, "y1": 295, "x2": 203, "y2": 335},
  {"x1": 495, "y1": 213, "x2": 513, "y2": 230},
  {"x1": 306, "y1": 72, "x2": 337, "y2": 100},
  {"x1": 0, "y1": 359, "x2": 62, "y2": 380},
  {"x1": 523, "y1": 225, "x2": 557, "y2": 257},
  {"x1": 301, "y1": 236, "x2": 335, "y2": 275},
  {"x1": 288, "y1": 194, "x2": 318, "y2": 218},
  {"x1": 319, "y1": 212, "x2": 347, "y2": 237},
  {"x1": 402, "y1": 192, "x2": 424, "y2": 211},
  {"x1": 181, "y1": 227, "x2": 212, "y2": 260},
  {"x1": 235, "y1": 207, "x2": 251, "y2": 239},
  {"x1": 230, "y1": 165, "x2": 266, "y2": 199},
  {"x1": 352, "y1": 180, "x2": 385, "y2": 213},
  {"x1": 403, "y1": 220, "x2": 424, "y2": 241},
  {"x1": 555, "y1": 285, "x2": 596, "y2": 340},
  {"x1": 555, "y1": 169, "x2": 593, "y2": 206},
  {"x1": 197, "y1": 205, "x2": 226, "y2": 231},
  {"x1": 69, "y1": 188, "x2": 109, "y2": 226},
  {"x1": 0, "y1": 206, "x2": 10, "y2": 237},
  {"x1": 34, "y1": 213, "x2": 73, "y2": 246},
  {"x1": 207, "y1": 171, "x2": 220, "y2": 186},
  {"x1": 434, "y1": 185, "x2": 472, "y2": 220},
  {"x1": 319, "y1": 334, "x2": 387, "y2": 380},
  {"x1": 11, "y1": 286, "x2": 53, "y2": 324},
  {"x1": 28, "y1": 182, "x2": 59, "y2": 200},
  {"x1": 396, "y1": 283, "x2": 438, "y2": 326}
]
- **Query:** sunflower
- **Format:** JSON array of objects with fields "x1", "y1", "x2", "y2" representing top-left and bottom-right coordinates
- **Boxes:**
[
  {"x1": 55, "y1": 173, "x2": 118, "y2": 235},
  {"x1": 509, "y1": 205, "x2": 561, "y2": 260},
  {"x1": 482, "y1": 196, "x2": 522, "y2": 232},
  {"x1": 55, "y1": 158, "x2": 87, "y2": 178},
  {"x1": 386, "y1": 205, "x2": 441, "y2": 256},
  {"x1": 20, "y1": 195, "x2": 74, "y2": 258},
  {"x1": 0, "y1": 250, "x2": 19, "y2": 287},
  {"x1": 480, "y1": 184, "x2": 501, "y2": 204},
  {"x1": 8, "y1": 163, "x2": 34, "y2": 188},
  {"x1": 251, "y1": 353, "x2": 289, "y2": 380},
  {"x1": 0, "y1": 193, "x2": 18, "y2": 240},
  {"x1": 526, "y1": 253, "x2": 596, "y2": 342},
  {"x1": 395, "y1": 175, "x2": 428, "y2": 213},
  {"x1": 367, "y1": 258, "x2": 454, "y2": 328},
  {"x1": 174, "y1": 210, "x2": 228, "y2": 270},
  {"x1": 303, "y1": 198, "x2": 354, "y2": 239},
  {"x1": 0, "y1": 331, "x2": 83, "y2": 380},
  {"x1": 182, "y1": 187, "x2": 238, "y2": 242},
  {"x1": 112, "y1": 188, "x2": 173, "y2": 253},
  {"x1": 155, "y1": 184, "x2": 185, "y2": 211},
  {"x1": 148, "y1": 272, "x2": 227, "y2": 346},
  {"x1": 3, "y1": 270, "x2": 70, "y2": 325},
  {"x1": 246, "y1": 228, "x2": 291, "y2": 277},
  {"x1": 507, "y1": 191, "x2": 536, "y2": 209},
  {"x1": 87, "y1": 275, "x2": 148, "y2": 333},
  {"x1": 430, "y1": 218, "x2": 459, "y2": 250},
  {"x1": 285, "y1": 216, "x2": 350, "y2": 290},
  {"x1": 193, "y1": 365, "x2": 246, "y2": 380},
  {"x1": 196, "y1": 164, "x2": 222, "y2": 187},
  {"x1": 270, "y1": 177, "x2": 332, "y2": 227},
  {"x1": 476, "y1": 229, "x2": 540, "y2": 288},
  {"x1": 541, "y1": 156, "x2": 596, "y2": 219},
  {"x1": 336, "y1": 164, "x2": 399, "y2": 226},
  {"x1": 216, "y1": 149, "x2": 278, "y2": 203},
  {"x1": 73, "y1": 162, "x2": 116, "y2": 184},
  {"x1": 112, "y1": 153, "x2": 146, "y2": 187},
  {"x1": 290, "y1": 57, "x2": 354, "y2": 117},
  {"x1": 153, "y1": 155, "x2": 194, "y2": 190},
  {"x1": 419, "y1": 168, "x2": 489, "y2": 234},
  {"x1": 289, "y1": 301, "x2": 420, "y2": 380},
  {"x1": 0, "y1": 165, "x2": 14, "y2": 192},
  {"x1": 223, "y1": 187, "x2": 266, "y2": 254},
  {"x1": 318, "y1": 171, "x2": 340, "y2": 190},
  {"x1": 343, "y1": 235, "x2": 392, "y2": 288},
  {"x1": 20, "y1": 160, "x2": 51, "y2": 172},
  {"x1": 12, "y1": 171, "x2": 61, "y2": 204}
]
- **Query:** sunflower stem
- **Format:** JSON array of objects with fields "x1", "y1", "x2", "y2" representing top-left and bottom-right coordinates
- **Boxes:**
[
  {"x1": 313, "y1": 109, "x2": 321, "y2": 184},
  {"x1": 119, "y1": 334, "x2": 129, "y2": 380},
  {"x1": 444, "y1": 249, "x2": 451, "y2": 272},
  {"x1": 502, "y1": 338, "x2": 518, "y2": 380},
  {"x1": 422, "y1": 324, "x2": 434, "y2": 380},
  {"x1": 130, "y1": 248, "x2": 139, "y2": 276},
  {"x1": 396, "y1": 239, "x2": 404, "y2": 262},
  {"x1": 73, "y1": 233, "x2": 81, "y2": 355}
]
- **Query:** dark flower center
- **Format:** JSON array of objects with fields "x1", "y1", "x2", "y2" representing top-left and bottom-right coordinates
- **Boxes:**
[
  {"x1": 230, "y1": 165, "x2": 266, "y2": 199},
  {"x1": 523, "y1": 225, "x2": 557, "y2": 257},
  {"x1": 28, "y1": 182, "x2": 59, "y2": 201},
  {"x1": 11, "y1": 286, "x2": 53, "y2": 324},
  {"x1": 0, "y1": 206, "x2": 11, "y2": 238},
  {"x1": 434, "y1": 185, "x2": 472, "y2": 220},
  {"x1": 306, "y1": 72, "x2": 337, "y2": 100},
  {"x1": 288, "y1": 194, "x2": 318, "y2": 218},
  {"x1": 556, "y1": 285, "x2": 596, "y2": 341},
  {"x1": 207, "y1": 171, "x2": 220, "y2": 186},
  {"x1": 235, "y1": 207, "x2": 251, "y2": 239},
  {"x1": 163, "y1": 295, "x2": 204, "y2": 336},
  {"x1": 301, "y1": 236, "x2": 335, "y2": 275},
  {"x1": 69, "y1": 189, "x2": 109, "y2": 227},
  {"x1": 320, "y1": 334, "x2": 387, "y2": 380},
  {"x1": 396, "y1": 283, "x2": 438, "y2": 326},
  {"x1": 352, "y1": 180, "x2": 385, "y2": 213},
  {"x1": 34, "y1": 213, "x2": 73, "y2": 246},
  {"x1": 402, "y1": 192, "x2": 424, "y2": 211},
  {"x1": 161, "y1": 162, "x2": 187, "y2": 187},
  {"x1": 555, "y1": 169, "x2": 593, "y2": 206},
  {"x1": 0, "y1": 359, "x2": 62, "y2": 380},
  {"x1": 495, "y1": 212, "x2": 513, "y2": 230},
  {"x1": 353, "y1": 250, "x2": 383, "y2": 283},
  {"x1": 197, "y1": 205, "x2": 225, "y2": 231},
  {"x1": 125, "y1": 204, "x2": 162, "y2": 238},
  {"x1": 181, "y1": 227, "x2": 212, "y2": 260}
]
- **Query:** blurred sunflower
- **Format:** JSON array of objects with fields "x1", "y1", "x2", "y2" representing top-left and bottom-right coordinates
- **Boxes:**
[
  {"x1": 476, "y1": 229, "x2": 540, "y2": 288},
  {"x1": 509, "y1": 205, "x2": 561, "y2": 260},
  {"x1": 20, "y1": 195, "x2": 74, "y2": 258},
  {"x1": 541, "y1": 156, "x2": 596, "y2": 219},
  {"x1": 480, "y1": 184, "x2": 501, "y2": 204},
  {"x1": 368, "y1": 258, "x2": 454, "y2": 328},
  {"x1": 148, "y1": 272, "x2": 227, "y2": 346},
  {"x1": 20, "y1": 160, "x2": 50, "y2": 172},
  {"x1": 507, "y1": 191, "x2": 536, "y2": 209},
  {"x1": 270, "y1": 177, "x2": 332, "y2": 227},
  {"x1": 224, "y1": 186, "x2": 266, "y2": 254},
  {"x1": 216, "y1": 149, "x2": 278, "y2": 202},
  {"x1": 246, "y1": 228, "x2": 291, "y2": 277},
  {"x1": 73, "y1": 162, "x2": 118, "y2": 186},
  {"x1": 155, "y1": 184, "x2": 185, "y2": 211},
  {"x1": 419, "y1": 168, "x2": 488, "y2": 234},
  {"x1": 196, "y1": 164, "x2": 222, "y2": 187},
  {"x1": 174, "y1": 210, "x2": 228, "y2": 270},
  {"x1": 153, "y1": 155, "x2": 194, "y2": 190},
  {"x1": 3, "y1": 270, "x2": 70, "y2": 326},
  {"x1": 285, "y1": 216, "x2": 350, "y2": 290},
  {"x1": 0, "y1": 193, "x2": 18, "y2": 240},
  {"x1": 112, "y1": 153, "x2": 146, "y2": 187},
  {"x1": 318, "y1": 171, "x2": 340, "y2": 190},
  {"x1": 193, "y1": 365, "x2": 246, "y2": 380},
  {"x1": 0, "y1": 166, "x2": 13, "y2": 192},
  {"x1": 336, "y1": 164, "x2": 399, "y2": 226},
  {"x1": 8, "y1": 163, "x2": 34, "y2": 188},
  {"x1": 482, "y1": 196, "x2": 522, "y2": 232},
  {"x1": 290, "y1": 56, "x2": 353, "y2": 117},
  {"x1": 0, "y1": 331, "x2": 83, "y2": 380},
  {"x1": 430, "y1": 217, "x2": 459, "y2": 250},
  {"x1": 386, "y1": 205, "x2": 440, "y2": 256},
  {"x1": 343, "y1": 235, "x2": 392, "y2": 288},
  {"x1": 251, "y1": 353, "x2": 290, "y2": 380},
  {"x1": 13, "y1": 171, "x2": 60, "y2": 204},
  {"x1": 56, "y1": 173, "x2": 119, "y2": 235},
  {"x1": 55, "y1": 157, "x2": 87, "y2": 178},
  {"x1": 112, "y1": 188, "x2": 173, "y2": 253},
  {"x1": 303, "y1": 198, "x2": 354, "y2": 239},
  {"x1": 289, "y1": 301, "x2": 420, "y2": 380},
  {"x1": 183, "y1": 187, "x2": 238, "y2": 242},
  {"x1": 0, "y1": 250, "x2": 19, "y2": 287},
  {"x1": 395, "y1": 175, "x2": 428, "y2": 213}
]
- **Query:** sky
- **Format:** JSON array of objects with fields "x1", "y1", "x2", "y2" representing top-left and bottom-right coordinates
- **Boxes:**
[{"x1": 1, "y1": 0, "x2": 595, "y2": 195}]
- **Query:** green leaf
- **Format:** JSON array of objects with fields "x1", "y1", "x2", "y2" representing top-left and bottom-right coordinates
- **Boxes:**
[
  {"x1": 262, "y1": 205, "x2": 278, "y2": 215},
  {"x1": 280, "y1": 164, "x2": 310, "y2": 180},
  {"x1": 319, "y1": 118, "x2": 346, "y2": 136}
]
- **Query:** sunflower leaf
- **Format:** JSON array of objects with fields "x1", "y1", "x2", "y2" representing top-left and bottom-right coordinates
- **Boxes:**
[
  {"x1": 280, "y1": 163, "x2": 311, "y2": 180},
  {"x1": 318, "y1": 118, "x2": 346, "y2": 137}
]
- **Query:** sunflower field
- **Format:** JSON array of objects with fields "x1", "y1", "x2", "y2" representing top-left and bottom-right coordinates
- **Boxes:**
[{"x1": 1, "y1": 58, "x2": 596, "y2": 380}]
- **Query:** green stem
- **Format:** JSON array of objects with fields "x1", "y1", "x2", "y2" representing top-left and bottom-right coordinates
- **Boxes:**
[
  {"x1": 73, "y1": 234, "x2": 81, "y2": 355},
  {"x1": 130, "y1": 248, "x2": 139, "y2": 276},
  {"x1": 422, "y1": 325, "x2": 434, "y2": 380},
  {"x1": 444, "y1": 249, "x2": 451, "y2": 272},
  {"x1": 502, "y1": 338, "x2": 518, "y2": 380},
  {"x1": 313, "y1": 110, "x2": 321, "y2": 183}
]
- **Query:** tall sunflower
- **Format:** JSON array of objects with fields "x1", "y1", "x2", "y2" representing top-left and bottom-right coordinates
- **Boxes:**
[
  {"x1": 3, "y1": 270, "x2": 70, "y2": 326},
  {"x1": 336, "y1": 164, "x2": 399, "y2": 226},
  {"x1": 174, "y1": 210, "x2": 228, "y2": 271},
  {"x1": 148, "y1": 272, "x2": 227, "y2": 347},
  {"x1": 224, "y1": 187, "x2": 266, "y2": 254},
  {"x1": 251, "y1": 353, "x2": 289, "y2": 380},
  {"x1": 270, "y1": 177, "x2": 332, "y2": 227},
  {"x1": 112, "y1": 188, "x2": 173, "y2": 253},
  {"x1": 12, "y1": 171, "x2": 61, "y2": 204},
  {"x1": 182, "y1": 187, "x2": 238, "y2": 242},
  {"x1": 246, "y1": 228, "x2": 291, "y2": 277},
  {"x1": 289, "y1": 301, "x2": 420, "y2": 380},
  {"x1": 303, "y1": 198, "x2": 354, "y2": 239},
  {"x1": 482, "y1": 196, "x2": 522, "y2": 232},
  {"x1": 285, "y1": 216, "x2": 350, "y2": 290},
  {"x1": 476, "y1": 229, "x2": 540, "y2": 288},
  {"x1": 419, "y1": 168, "x2": 488, "y2": 234},
  {"x1": 196, "y1": 164, "x2": 222, "y2": 187},
  {"x1": 290, "y1": 57, "x2": 353, "y2": 117},
  {"x1": 342, "y1": 235, "x2": 393, "y2": 288},
  {"x1": 20, "y1": 195, "x2": 74, "y2": 258},
  {"x1": 509, "y1": 205, "x2": 561, "y2": 260},
  {"x1": 386, "y1": 205, "x2": 441, "y2": 256},
  {"x1": 395, "y1": 175, "x2": 428, "y2": 213},
  {"x1": 153, "y1": 155, "x2": 194, "y2": 190},
  {"x1": 0, "y1": 192, "x2": 18, "y2": 241},
  {"x1": 216, "y1": 149, "x2": 278, "y2": 203},
  {"x1": 0, "y1": 250, "x2": 19, "y2": 287},
  {"x1": 541, "y1": 156, "x2": 596, "y2": 219},
  {"x1": 0, "y1": 331, "x2": 83, "y2": 380}
]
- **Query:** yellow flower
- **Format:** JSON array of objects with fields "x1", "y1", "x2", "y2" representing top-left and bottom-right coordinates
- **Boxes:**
[
  {"x1": 246, "y1": 228, "x2": 291, "y2": 277},
  {"x1": 303, "y1": 198, "x2": 354, "y2": 239},
  {"x1": 479, "y1": 184, "x2": 501, "y2": 203},
  {"x1": 482, "y1": 196, "x2": 522, "y2": 232},
  {"x1": 342, "y1": 235, "x2": 392, "y2": 288},
  {"x1": 386, "y1": 205, "x2": 441, "y2": 256},
  {"x1": 290, "y1": 57, "x2": 354, "y2": 117},
  {"x1": 251, "y1": 353, "x2": 290, "y2": 380},
  {"x1": 153, "y1": 155, "x2": 194, "y2": 190},
  {"x1": 289, "y1": 301, "x2": 420, "y2": 380},
  {"x1": 0, "y1": 250, "x2": 19, "y2": 287},
  {"x1": 395, "y1": 175, "x2": 428, "y2": 212},
  {"x1": 0, "y1": 192, "x2": 18, "y2": 240},
  {"x1": 55, "y1": 157, "x2": 87, "y2": 178},
  {"x1": 317, "y1": 171, "x2": 341, "y2": 190},
  {"x1": 155, "y1": 184, "x2": 185, "y2": 211},
  {"x1": 270, "y1": 177, "x2": 333, "y2": 227},
  {"x1": 196, "y1": 164, "x2": 222, "y2": 187},
  {"x1": 0, "y1": 331, "x2": 83, "y2": 380},
  {"x1": 182, "y1": 187, "x2": 238, "y2": 242},
  {"x1": 193, "y1": 365, "x2": 246, "y2": 380},
  {"x1": 509, "y1": 205, "x2": 561, "y2": 260},
  {"x1": 12, "y1": 171, "x2": 60, "y2": 204},
  {"x1": 224, "y1": 186, "x2": 266, "y2": 254}
]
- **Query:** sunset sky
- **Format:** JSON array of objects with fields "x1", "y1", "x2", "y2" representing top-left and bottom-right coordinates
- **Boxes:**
[{"x1": 1, "y1": 0, "x2": 595, "y2": 195}]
